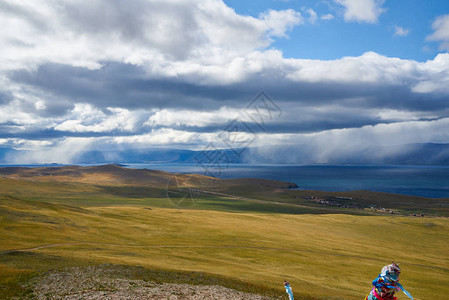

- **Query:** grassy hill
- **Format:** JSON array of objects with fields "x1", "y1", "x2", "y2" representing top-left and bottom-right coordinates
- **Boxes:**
[
  {"x1": 1, "y1": 164, "x2": 447, "y2": 215},
  {"x1": 1, "y1": 165, "x2": 448, "y2": 299}
]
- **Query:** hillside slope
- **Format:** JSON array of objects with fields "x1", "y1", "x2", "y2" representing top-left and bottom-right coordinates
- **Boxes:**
[{"x1": 1, "y1": 196, "x2": 448, "y2": 299}]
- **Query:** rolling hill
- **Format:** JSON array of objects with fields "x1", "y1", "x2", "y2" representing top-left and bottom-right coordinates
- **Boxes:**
[{"x1": 0, "y1": 165, "x2": 448, "y2": 299}]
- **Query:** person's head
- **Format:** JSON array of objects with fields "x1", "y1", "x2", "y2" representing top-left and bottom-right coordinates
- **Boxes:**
[{"x1": 381, "y1": 262, "x2": 401, "y2": 282}]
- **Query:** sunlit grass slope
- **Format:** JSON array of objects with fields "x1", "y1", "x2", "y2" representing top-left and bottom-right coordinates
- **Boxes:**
[
  {"x1": 1, "y1": 194, "x2": 448, "y2": 299},
  {"x1": 1, "y1": 164, "x2": 448, "y2": 216}
]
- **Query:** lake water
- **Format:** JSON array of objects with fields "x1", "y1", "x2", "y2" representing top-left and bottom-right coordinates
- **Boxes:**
[
  {"x1": 2, "y1": 163, "x2": 448, "y2": 198},
  {"x1": 125, "y1": 163, "x2": 449, "y2": 199}
]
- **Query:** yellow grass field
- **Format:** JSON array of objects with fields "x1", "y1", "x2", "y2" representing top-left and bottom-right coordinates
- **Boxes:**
[
  {"x1": 0, "y1": 166, "x2": 448, "y2": 299},
  {"x1": 1, "y1": 196, "x2": 448, "y2": 299}
]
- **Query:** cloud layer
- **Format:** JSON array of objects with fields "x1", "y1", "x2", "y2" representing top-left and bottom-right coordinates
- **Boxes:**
[{"x1": 1, "y1": 0, "x2": 449, "y2": 164}]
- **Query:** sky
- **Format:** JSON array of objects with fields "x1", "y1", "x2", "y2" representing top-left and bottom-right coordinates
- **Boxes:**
[{"x1": 1, "y1": 0, "x2": 449, "y2": 164}]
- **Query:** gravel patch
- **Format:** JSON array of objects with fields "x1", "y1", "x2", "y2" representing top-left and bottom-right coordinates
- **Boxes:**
[{"x1": 28, "y1": 266, "x2": 274, "y2": 299}]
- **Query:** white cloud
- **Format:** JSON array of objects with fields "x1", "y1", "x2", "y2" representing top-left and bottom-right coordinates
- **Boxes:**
[
  {"x1": 143, "y1": 49, "x2": 449, "y2": 91},
  {"x1": 0, "y1": 90, "x2": 53, "y2": 133},
  {"x1": 394, "y1": 26, "x2": 409, "y2": 37},
  {"x1": 0, "y1": 0, "x2": 305, "y2": 89},
  {"x1": 412, "y1": 53, "x2": 449, "y2": 93},
  {"x1": 53, "y1": 104, "x2": 145, "y2": 133},
  {"x1": 0, "y1": 0, "x2": 303, "y2": 73},
  {"x1": 306, "y1": 8, "x2": 318, "y2": 24},
  {"x1": 321, "y1": 14, "x2": 334, "y2": 21},
  {"x1": 261, "y1": 9, "x2": 303, "y2": 38},
  {"x1": 111, "y1": 128, "x2": 216, "y2": 148},
  {"x1": 1, "y1": 1, "x2": 447, "y2": 92},
  {"x1": 145, "y1": 107, "x2": 242, "y2": 127},
  {"x1": 283, "y1": 52, "x2": 449, "y2": 94},
  {"x1": 286, "y1": 52, "x2": 411, "y2": 83},
  {"x1": 0, "y1": 138, "x2": 53, "y2": 150},
  {"x1": 145, "y1": 104, "x2": 285, "y2": 128},
  {"x1": 335, "y1": 0, "x2": 385, "y2": 23},
  {"x1": 376, "y1": 109, "x2": 437, "y2": 122},
  {"x1": 427, "y1": 14, "x2": 449, "y2": 51}
]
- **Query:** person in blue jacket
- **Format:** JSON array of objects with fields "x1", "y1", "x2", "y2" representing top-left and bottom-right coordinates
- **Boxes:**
[
  {"x1": 284, "y1": 280, "x2": 294, "y2": 300},
  {"x1": 365, "y1": 262, "x2": 413, "y2": 300}
]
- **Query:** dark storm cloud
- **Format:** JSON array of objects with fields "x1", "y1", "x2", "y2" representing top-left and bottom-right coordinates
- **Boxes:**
[
  {"x1": 9, "y1": 61, "x2": 449, "y2": 127},
  {"x1": 9, "y1": 63, "x2": 247, "y2": 112},
  {"x1": 0, "y1": 91, "x2": 13, "y2": 105},
  {"x1": 238, "y1": 76, "x2": 449, "y2": 113},
  {"x1": 0, "y1": 128, "x2": 147, "y2": 139}
]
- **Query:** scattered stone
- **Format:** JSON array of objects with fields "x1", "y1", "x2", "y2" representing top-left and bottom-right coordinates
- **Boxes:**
[{"x1": 26, "y1": 266, "x2": 273, "y2": 300}]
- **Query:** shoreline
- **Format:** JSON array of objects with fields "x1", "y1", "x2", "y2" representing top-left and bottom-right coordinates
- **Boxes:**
[{"x1": 2, "y1": 163, "x2": 448, "y2": 199}]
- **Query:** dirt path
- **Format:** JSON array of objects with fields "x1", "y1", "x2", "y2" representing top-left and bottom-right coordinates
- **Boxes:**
[{"x1": 202, "y1": 190, "x2": 329, "y2": 210}]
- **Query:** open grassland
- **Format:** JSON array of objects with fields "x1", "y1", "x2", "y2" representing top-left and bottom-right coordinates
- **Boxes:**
[
  {"x1": 1, "y1": 195, "x2": 448, "y2": 299},
  {"x1": 0, "y1": 174, "x2": 355, "y2": 215},
  {"x1": 1, "y1": 165, "x2": 448, "y2": 299},
  {"x1": 1, "y1": 164, "x2": 448, "y2": 216}
]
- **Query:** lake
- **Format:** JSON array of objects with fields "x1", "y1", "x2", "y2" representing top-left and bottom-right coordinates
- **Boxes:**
[
  {"x1": 125, "y1": 163, "x2": 449, "y2": 198},
  {"x1": 2, "y1": 163, "x2": 448, "y2": 198}
]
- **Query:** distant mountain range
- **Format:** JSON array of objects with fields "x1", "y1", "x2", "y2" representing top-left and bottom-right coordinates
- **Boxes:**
[{"x1": 1, "y1": 143, "x2": 449, "y2": 165}]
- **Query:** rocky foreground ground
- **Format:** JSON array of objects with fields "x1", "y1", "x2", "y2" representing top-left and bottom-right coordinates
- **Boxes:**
[{"x1": 26, "y1": 265, "x2": 275, "y2": 300}]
